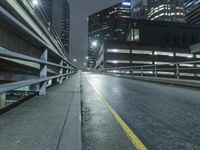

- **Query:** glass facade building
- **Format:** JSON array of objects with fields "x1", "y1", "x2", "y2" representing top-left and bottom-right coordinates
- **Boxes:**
[
  {"x1": 88, "y1": 0, "x2": 131, "y2": 67},
  {"x1": 148, "y1": 0, "x2": 185, "y2": 23},
  {"x1": 131, "y1": 0, "x2": 148, "y2": 19},
  {"x1": 184, "y1": 0, "x2": 200, "y2": 24}
]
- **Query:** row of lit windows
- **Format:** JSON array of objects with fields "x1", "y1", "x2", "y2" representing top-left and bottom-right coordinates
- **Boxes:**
[
  {"x1": 149, "y1": 4, "x2": 184, "y2": 19},
  {"x1": 150, "y1": 4, "x2": 171, "y2": 13},
  {"x1": 109, "y1": 10, "x2": 130, "y2": 15},
  {"x1": 106, "y1": 49, "x2": 198, "y2": 58},
  {"x1": 150, "y1": 12, "x2": 184, "y2": 20}
]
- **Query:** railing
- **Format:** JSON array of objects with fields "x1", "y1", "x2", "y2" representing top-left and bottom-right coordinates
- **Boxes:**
[
  {"x1": 25, "y1": 0, "x2": 66, "y2": 53},
  {"x1": 0, "y1": 0, "x2": 77, "y2": 99},
  {"x1": 0, "y1": 47, "x2": 77, "y2": 96},
  {"x1": 96, "y1": 60, "x2": 200, "y2": 80}
]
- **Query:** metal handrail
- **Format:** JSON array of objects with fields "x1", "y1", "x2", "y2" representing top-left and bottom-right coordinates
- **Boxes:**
[
  {"x1": 103, "y1": 60, "x2": 200, "y2": 71},
  {"x1": 0, "y1": 1, "x2": 77, "y2": 96},
  {"x1": 96, "y1": 60, "x2": 200, "y2": 80},
  {"x1": 0, "y1": 47, "x2": 77, "y2": 95}
]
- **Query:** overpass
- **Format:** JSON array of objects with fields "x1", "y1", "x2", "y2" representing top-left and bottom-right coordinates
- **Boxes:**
[{"x1": 1, "y1": 1, "x2": 200, "y2": 150}]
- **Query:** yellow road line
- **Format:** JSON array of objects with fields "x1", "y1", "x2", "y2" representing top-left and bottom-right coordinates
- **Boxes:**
[{"x1": 88, "y1": 81, "x2": 148, "y2": 150}]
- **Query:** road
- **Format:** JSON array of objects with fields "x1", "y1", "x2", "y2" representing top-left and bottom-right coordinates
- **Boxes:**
[{"x1": 83, "y1": 72, "x2": 200, "y2": 150}]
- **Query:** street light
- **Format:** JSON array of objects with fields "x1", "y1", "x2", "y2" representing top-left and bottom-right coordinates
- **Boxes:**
[
  {"x1": 91, "y1": 40, "x2": 98, "y2": 48},
  {"x1": 83, "y1": 63, "x2": 87, "y2": 66},
  {"x1": 32, "y1": 0, "x2": 39, "y2": 5},
  {"x1": 85, "y1": 56, "x2": 89, "y2": 60},
  {"x1": 73, "y1": 59, "x2": 77, "y2": 62}
]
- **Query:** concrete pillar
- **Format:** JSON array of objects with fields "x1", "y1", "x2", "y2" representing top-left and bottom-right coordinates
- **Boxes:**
[{"x1": 0, "y1": 93, "x2": 6, "y2": 109}]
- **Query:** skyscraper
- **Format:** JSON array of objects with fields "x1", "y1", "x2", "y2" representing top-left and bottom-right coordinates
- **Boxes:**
[
  {"x1": 147, "y1": 0, "x2": 185, "y2": 23},
  {"x1": 131, "y1": 0, "x2": 148, "y2": 19},
  {"x1": 88, "y1": 0, "x2": 131, "y2": 67},
  {"x1": 184, "y1": 0, "x2": 200, "y2": 24},
  {"x1": 42, "y1": 0, "x2": 70, "y2": 56}
]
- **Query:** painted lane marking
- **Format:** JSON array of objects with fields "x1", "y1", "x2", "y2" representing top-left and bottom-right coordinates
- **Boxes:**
[{"x1": 88, "y1": 81, "x2": 148, "y2": 150}]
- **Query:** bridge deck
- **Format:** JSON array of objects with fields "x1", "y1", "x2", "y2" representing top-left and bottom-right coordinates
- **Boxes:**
[
  {"x1": 83, "y1": 72, "x2": 200, "y2": 150},
  {"x1": 0, "y1": 74, "x2": 81, "y2": 150}
]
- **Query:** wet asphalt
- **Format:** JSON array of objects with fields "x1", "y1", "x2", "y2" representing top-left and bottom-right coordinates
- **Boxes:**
[
  {"x1": 82, "y1": 72, "x2": 200, "y2": 150},
  {"x1": 81, "y1": 74, "x2": 135, "y2": 150}
]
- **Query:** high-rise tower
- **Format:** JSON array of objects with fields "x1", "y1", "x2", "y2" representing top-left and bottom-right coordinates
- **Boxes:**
[{"x1": 148, "y1": 0, "x2": 185, "y2": 23}]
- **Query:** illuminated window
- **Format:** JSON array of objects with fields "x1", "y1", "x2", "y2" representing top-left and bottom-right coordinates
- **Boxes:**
[
  {"x1": 107, "y1": 49, "x2": 130, "y2": 53},
  {"x1": 134, "y1": 29, "x2": 140, "y2": 41}
]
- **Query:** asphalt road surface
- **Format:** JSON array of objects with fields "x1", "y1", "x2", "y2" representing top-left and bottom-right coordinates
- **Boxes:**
[{"x1": 83, "y1": 72, "x2": 200, "y2": 150}]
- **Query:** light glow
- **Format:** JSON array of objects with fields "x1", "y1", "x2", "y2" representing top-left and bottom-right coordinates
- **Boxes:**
[
  {"x1": 122, "y1": 2, "x2": 131, "y2": 6},
  {"x1": 32, "y1": 0, "x2": 39, "y2": 5},
  {"x1": 112, "y1": 49, "x2": 118, "y2": 52},
  {"x1": 91, "y1": 40, "x2": 98, "y2": 47},
  {"x1": 187, "y1": 55, "x2": 193, "y2": 58},
  {"x1": 113, "y1": 60, "x2": 118, "y2": 64}
]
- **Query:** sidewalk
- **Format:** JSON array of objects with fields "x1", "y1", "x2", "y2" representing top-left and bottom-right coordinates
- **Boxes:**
[{"x1": 0, "y1": 74, "x2": 82, "y2": 150}]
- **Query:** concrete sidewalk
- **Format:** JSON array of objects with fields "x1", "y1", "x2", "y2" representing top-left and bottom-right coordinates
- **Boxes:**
[{"x1": 0, "y1": 74, "x2": 82, "y2": 150}]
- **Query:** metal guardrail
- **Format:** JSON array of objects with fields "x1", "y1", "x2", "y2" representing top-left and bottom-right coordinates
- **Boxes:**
[
  {"x1": 97, "y1": 60, "x2": 200, "y2": 80},
  {"x1": 24, "y1": 0, "x2": 66, "y2": 54},
  {"x1": 0, "y1": 47, "x2": 77, "y2": 95},
  {"x1": 0, "y1": 0, "x2": 77, "y2": 97}
]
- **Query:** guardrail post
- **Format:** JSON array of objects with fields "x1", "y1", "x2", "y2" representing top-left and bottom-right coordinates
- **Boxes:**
[
  {"x1": 141, "y1": 67, "x2": 144, "y2": 76},
  {"x1": 66, "y1": 63, "x2": 69, "y2": 79},
  {"x1": 59, "y1": 60, "x2": 64, "y2": 84},
  {"x1": 0, "y1": 93, "x2": 6, "y2": 109},
  {"x1": 176, "y1": 64, "x2": 180, "y2": 79},
  {"x1": 39, "y1": 49, "x2": 47, "y2": 96},
  {"x1": 154, "y1": 65, "x2": 157, "y2": 77}
]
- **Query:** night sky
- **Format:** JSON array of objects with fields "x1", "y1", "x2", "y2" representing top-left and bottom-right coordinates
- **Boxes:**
[{"x1": 69, "y1": 0, "x2": 123, "y2": 69}]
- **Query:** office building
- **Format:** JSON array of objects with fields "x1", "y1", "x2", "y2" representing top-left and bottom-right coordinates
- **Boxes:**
[
  {"x1": 42, "y1": 0, "x2": 70, "y2": 56},
  {"x1": 131, "y1": 0, "x2": 148, "y2": 19},
  {"x1": 92, "y1": 19, "x2": 200, "y2": 70},
  {"x1": 148, "y1": 0, "x2": 185, "y2": 23},
  {"x1": 184, "y1": 0, "x2": 200, "y2": 24},
  {"x1": 88, "y1": 0, "x2": 131, "y2": 67}
]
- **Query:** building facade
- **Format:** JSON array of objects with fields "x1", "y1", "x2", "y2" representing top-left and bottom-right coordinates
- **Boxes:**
[
  {"x1": 131, "y1": 0, "x2": 148, "y2": 19},
  {"x1": 184, "y1": 0, "x2": 200, "y2": 24},
  {"x1": 92, "y1": 19, "x2": 200, "y2": 69},
  {"x1": 88, "y1": 0, "x2": 131, "y2": 67},
  {"x1": 42, "y1": 0, "x2": 70, "y2": 56},
  {"x1": 147, "y1": 0, "x2": 185, "y2": 23}
]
